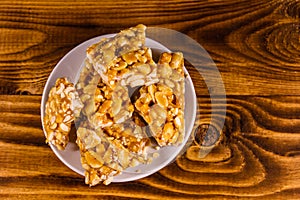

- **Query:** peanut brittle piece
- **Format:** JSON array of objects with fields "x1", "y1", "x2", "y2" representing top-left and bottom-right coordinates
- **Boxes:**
[
  {"x1": 87, "y1": 24, "x2": 146, "y2": 80},
  {"x1": 77, "y1": 137, "x2": 119, "y2": 186},
  {"x1": 134, "y1": 52, "x2": 185, "y2": 146},
  {"x1": 76, "y1": 125, "x2": 151, "y2": 186},
  {"x1": 135, "y1": 83, "x2": 184, "y2": 146},
  {"x1": 157, "y1": 52, "x2": 185, "y2": 144},
  {"x1": 44, "y1": 77, "x2": 82, "y2": 150}
]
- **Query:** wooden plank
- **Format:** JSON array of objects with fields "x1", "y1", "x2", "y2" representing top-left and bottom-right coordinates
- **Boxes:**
[
  {"x1": 0, "y1": 1, "x2": 299, "y2": 95},
  {"x1": 0, "y1": 95, "x2": 299, "y2": 199},
  {"x1": 0, "y1": 0, "x2": 299, "y2": 199}
]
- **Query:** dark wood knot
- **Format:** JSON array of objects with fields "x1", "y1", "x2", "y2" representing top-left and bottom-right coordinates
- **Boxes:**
[{"x1": 194, "y1": 124, "x2": 221, "y2": 147}]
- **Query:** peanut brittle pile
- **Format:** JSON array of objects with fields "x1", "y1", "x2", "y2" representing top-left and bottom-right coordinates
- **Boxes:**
[{"x1": 43, "y1": 24, "x2": 186, "y2": 186}]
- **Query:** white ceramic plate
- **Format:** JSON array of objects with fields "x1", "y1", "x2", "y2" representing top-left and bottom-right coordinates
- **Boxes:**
[{"x1": 41, "y1": 34, "x2": 197, "y2": 182}]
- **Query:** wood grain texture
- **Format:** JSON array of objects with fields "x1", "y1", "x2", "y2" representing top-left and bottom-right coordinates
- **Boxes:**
[
  {"x1": 0, "y1": 95, "x2": 299, "y2": 199},
  {"x1": 0, "y1": 0, "x2": 300, "y2": 199},
  {"x1": 0, "y1": 0, "x2": 299, "y2": 95}
]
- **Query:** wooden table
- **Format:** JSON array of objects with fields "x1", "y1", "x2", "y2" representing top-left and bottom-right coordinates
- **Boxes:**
[{"x1": 1, "y1": 0, "x2": 299, "y2": 199}]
